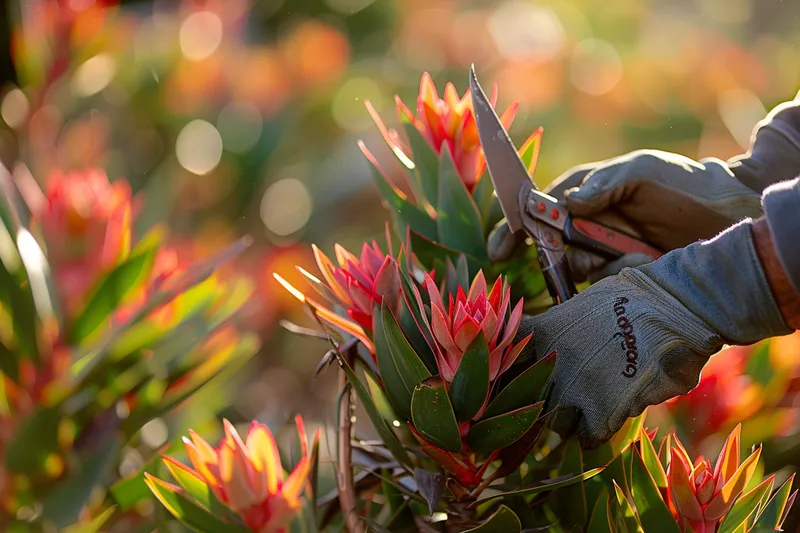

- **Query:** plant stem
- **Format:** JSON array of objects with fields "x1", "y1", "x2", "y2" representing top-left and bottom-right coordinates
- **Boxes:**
[{"x1": 336, "y1": 344, "x2": 364, "y2": 533}]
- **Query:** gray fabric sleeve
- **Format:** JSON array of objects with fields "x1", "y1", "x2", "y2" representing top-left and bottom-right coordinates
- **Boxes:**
[
  {"x1": 763, "y1": 177, "x2": 800, "y2": 295},
  {"x1": 728, "y1": 92, "x2": 800, "y2": 193}
]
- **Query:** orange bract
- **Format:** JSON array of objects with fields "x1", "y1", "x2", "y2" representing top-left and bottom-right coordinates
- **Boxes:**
[{"x1": 367, "y1": 72, "x2": 518, "y2": 191}]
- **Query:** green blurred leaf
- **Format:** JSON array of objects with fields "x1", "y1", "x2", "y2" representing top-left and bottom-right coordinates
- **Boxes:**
[
  {"x1": 466, "y1": 402, "x2": 542, "y2": 454},
  {"x1": 374, "y1": 301, "x2": 432, "y2": 421},
  {"x1": 463, "y1": 505, "x2": 521, "y2": 533},
  {"x1": 382, "y1": 470, "x2": 415, "y2": 531},
  {"x1": 408, "y1": 229, "x2": 484, "y2": 274},
  {"x1": 6, "y1": 406, "x2": 62, "y2": 474},
  {"x1": 69, "y1": 246, "x2": 158, "y2": 345},
  {"x1": 0, "y1": 252, "x2": 39, "y2": 368},
  {"x1": 111, "y1": 447, "x2": 169, "y2": 510},
  {"x1": 612, "y1": 480, "x2": 643, "y2": 533},
  {"x1": 751, "y1": 474, "x2": 795, "y2": 531},
  {"x1": 587, "y1": 489, "x2": 613, "y2": 533},
  {"x1": 483, "y1": 351, "x2": 555, "y2": 419},
  {"x1": 410, "y1": 376, "x2": 462, "y2": 453},
  {"x1": 366, "y1": 163, "x2": 438, "y2": 241},
  {"x1": 145, "y1": 475, "x2": 249, "y2": 533},
  {"x1": 477, "y1": 469, "x2": 603, "y2": 503},
  {"x1": 163, "y1": 458, "x2": 237, "y2": 521},
  {"x1": 364, "y1": 368, "x2": 400, "y2": 425},
  {"x1": 471, "y1": 172, "x2": 496, "y2": 235},
  {"x1": 718, "y1": 476, "x2": 775, "y2": 533},
  {"x1": 337, "y1": 349, "x2": 413, "y2": 469},
  {"x1": 41, "y1": 435, "x2": 121, "y2": 528},
  {"x1": 629, "y1": 448, "x2": 681, "y2": 533},
  {"x1": 61, "y1": 506, "x2": 116, "y2": 533},
  {"x1": 403, "y1": 122, "x2": 439, "y2": 206},
  {"x1": 397, "y1": 292, "x2": 437, "y2": 374},
  {"x1": 436, "y1": 148, "x2": 487, "y2": 261},
  {"x1": 449, "y1": 333, "x2": 490, "y2": 422}
]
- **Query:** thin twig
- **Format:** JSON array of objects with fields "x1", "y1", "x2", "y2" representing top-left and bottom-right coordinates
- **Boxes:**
[{"x1": 336, "y1": 343, "x2": 364, "y2": 533}]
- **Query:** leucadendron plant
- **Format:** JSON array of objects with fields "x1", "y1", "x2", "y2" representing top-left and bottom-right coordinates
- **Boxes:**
[
  {"x1": 266, "y1": 69, "x2": 797, "y2": 533},
  {"x1": 0, "y1": 165, "x2": 259, "y2": 532}
]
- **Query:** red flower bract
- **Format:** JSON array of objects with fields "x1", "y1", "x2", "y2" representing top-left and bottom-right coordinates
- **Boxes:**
[{"x1": 423, "y1": 271, "x2": 530, "y2": 383}]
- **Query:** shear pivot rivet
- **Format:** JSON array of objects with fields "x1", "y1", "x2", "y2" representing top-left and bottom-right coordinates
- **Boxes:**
[{"x1": 550, "y1": 208, "x2": 559, "y2": 220}]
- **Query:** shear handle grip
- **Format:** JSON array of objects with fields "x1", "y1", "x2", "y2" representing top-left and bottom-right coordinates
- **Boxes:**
[
  {"x1": 538, "y1": 248, "x2": 578, "y2": 304},
  {"x1": 563, "y1": 216, "x2": 664, "y2": 261}
]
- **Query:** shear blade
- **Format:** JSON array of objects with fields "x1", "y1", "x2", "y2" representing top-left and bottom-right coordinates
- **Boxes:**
[{"x1": 469, "y1": 65, "x2": 535, "y2": 235}]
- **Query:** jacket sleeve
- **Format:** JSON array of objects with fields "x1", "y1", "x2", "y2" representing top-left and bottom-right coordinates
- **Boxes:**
[
  {"x1": 728, "y1": 92, "x2": 800, "y2": 193},
  {"x1": 763, "y1": 177, "x2": 800, "y2": 294}
]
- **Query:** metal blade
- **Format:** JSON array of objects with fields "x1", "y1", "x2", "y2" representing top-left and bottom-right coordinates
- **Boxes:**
[{"x1": 469, "y1": 64, "x2": 535, "y2": 235}]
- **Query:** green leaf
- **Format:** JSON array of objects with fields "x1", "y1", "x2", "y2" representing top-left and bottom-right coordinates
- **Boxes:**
[
  {"x1": 397, "y1": 294, "x2": 437, "y2": 374},
  {"x1": 640, "y1": 428, "x2": 667, "y2": 490},
  {"x1": 463, "y1": 505, "x2": 521, "y2": 533},
  {"x1": 337, "y1": 351, "x2": 413, "y2": 469},
  {"x1": 587, "y1": 490, "x2": 613, "y2": 533},
  {"x1": 366, "y1": 163, "x2": 438, "y2": 241},
  {"x1": 410, "y1": 376, "x2": 462, "y2": 453},
  {"x1": 61, "y1": 507, "x2": 116, "y2": 533},
  {"x1": 444, "y1": 255, "x2": 470, "y2": 300},
  {"x1": 718, "y1": 476, "x2": 775, "y2": 533},
  {"x1": 110, "y1": 447, "x2": 168, "y2": 510},
  {"x1": 612, "y1": 480, "x2": 644, "y2": 533},
  {"x1": 436, "y1": 148, "x2": 487, "y2": 260},
  {"x1": 476, "y1": 468, "x2": 604, "y2": 504},
  {"x1": 408, "y1": 229, "x2": 484, "y2": 275},
  {"x1": 364, "y1": 369, "x2": 400, "y2": 425},
  {"x1": 629, "y1": 448, "x2": 681, "y2": 533},
  {"x1": 374, "y1": 301, "x2": 432, "y2": 421},
  {"x1": 162, "y1": 458, "x2": 236, "y2": 521},
  {"x1": 466, "y1": 402, "x2": 543, "y2": 454},
  {"x1": 403, "y1": 122, "x2": 439, "y2": 206},
  {"x1": 6, "y1": 406, "x2": 62, "y2": 474},
  {"x1": 69, "y1": 246, "x2": 158, "y2": 345},
  {"x1": 0, "y1": 255, "x2": 39, "y2": 368},
  {"x1": 751, "y1": 474, "x2": 795, "y2": 531},
  {"x1": 41, "y1": 435, "x2": 121, "y2": 528},
  {"x1": 483, "y1": 351, "x2": 555, "y2": 419},
  {"x1": 145, "y1": 475, "x2": 249, "y2": 533},
  {"x1": 449, "y1": 333, "x2": 490, "y2": 422}
]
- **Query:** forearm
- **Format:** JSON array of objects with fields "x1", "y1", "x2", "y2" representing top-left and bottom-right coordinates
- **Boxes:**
[
  {"x1": 728, "y1": 94, "x2": 800, "y2": 193},
  {"x1": 757, "y1": 177, "x2": 800, "y2": 329}
]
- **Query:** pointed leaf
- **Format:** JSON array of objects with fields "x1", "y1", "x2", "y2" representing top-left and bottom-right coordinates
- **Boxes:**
[
  {"x1": 705, "y1": 446, "x2": 762, "y2": 521},
  {"x1": 409, "y1": 228, "x2": 484, "y2": 274},
  {"x1": 162, "y1": 458, "x2": 235, "y2": 520},
  {"x1": 364, "y1": 156, "x2": 438, "y2": 241},
  {"x1": 494, "y1": 415, "x2": 548, "y2": 479},
  {"x1": 471, "y1": 171, "x2": 497, "y2": 234},
  {"x1": 61, "y1": 507, "x2": 116, "y2": 533},
  {"x1": 410, "y1": 376, "x2": 462, "y2": 453},
  {"x1": 462, "y1": 505, "x2": 521, "y2": 533},
  {"x1": 403, "y1": 122, "x2": 439, "y2": 206},
  {"x1": 6, "y1": 406, "x2": 63, "y2": 474},
  {"x1": 145, "y1": 474, "x2": 249, "y2": 533},
  {"x1": 640, "y1": 427, "x2": 667, "y2": 490},
  {"x1": 337, "y1": 350, "x2": 413, "y2": 469},
  {"x1": 613, "y1": 480, "x2": 644, "y2": 533},
  {"x1": 718, "y1": 475, "x2": 775, "y2": 533},
  {"x1": 476, "y1": 468, "x2": 604, "y2": 504},
  {"x1": 466, "y1": 402, "x2": 543, "y2": 454},
  {"x1": 69, "y1": 246, "x2": 158, "y2": 344},
  {"x1": 449, "y1": 332, "x2": 490, "y2": 422},
  {"x1": 436, "y1": 148, "x2": 487, "y2": 260},
  {"x1": 413, "y1": 468, "x2": 445, "y2": 516},
  {"x1": 587, "y1": 489, "x2": 613, "y2": 533},
  {"x1": 374, "y1": 301, "x2": 432, "y2": 421},
  {"x1": 483, "y1": 351, "x2": 555, "y2": 419},
  {"x1": 751, "y1": 474, "x2": 794, "y2": 531},
  {"x1": 629, "y1": 448, "x2": 681, "y2": 533}
]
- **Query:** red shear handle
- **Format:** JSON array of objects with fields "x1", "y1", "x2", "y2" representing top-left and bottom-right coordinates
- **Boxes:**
[{"x1": 565, "y1": 217, "x2": 664, "y2": 260}]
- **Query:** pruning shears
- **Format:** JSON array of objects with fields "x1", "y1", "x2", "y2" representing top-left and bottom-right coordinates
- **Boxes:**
[{"x1": 469, "y1": 65, "x2": 664, "y2": 305}]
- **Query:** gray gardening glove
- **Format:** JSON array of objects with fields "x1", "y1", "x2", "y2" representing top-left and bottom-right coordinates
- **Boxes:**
[
  {"x1": 515, "y1": 219, "x2": 791, "y2": 449},
  {"x1": 489, "y1": 97, "x2": 800, "y2": 282}
]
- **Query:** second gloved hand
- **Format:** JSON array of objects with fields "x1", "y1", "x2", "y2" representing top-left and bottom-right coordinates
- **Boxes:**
[{"x1": 514, "y1": 219, "x2": 791, "y2": 448}]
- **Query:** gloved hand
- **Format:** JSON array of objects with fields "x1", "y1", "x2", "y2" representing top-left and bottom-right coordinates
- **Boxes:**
[
  {"x1": 515, "y1": 219, "x2": 791, "y2": 449},
  {"x1": 489, "y1": 150, "x2": 763, "y2": 282}
]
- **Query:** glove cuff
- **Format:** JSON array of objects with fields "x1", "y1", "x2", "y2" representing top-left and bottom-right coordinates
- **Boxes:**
[{"x1": 634, "y1": 219, "x2": 791, "y2": 344}]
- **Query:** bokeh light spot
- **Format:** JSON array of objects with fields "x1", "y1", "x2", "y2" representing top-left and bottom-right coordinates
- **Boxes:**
[
  {"x1": 1, "y1": 88, "x2": 29, "y2": 129},
  {"x1": 260, "y1": 178, "x2": 313, "y2": 237},
  {"x1": 72, "y1": 54, "x2": 117, "y2": 97},
  {"x1": 176, "y1": 120, "x2": 223, "y2": 175},
  {"x1": 718, "y1": 88, "x2": 766, "y2": 149},
  {"x1": 332, "y1": 77, "x2": 384, "y2": 131},
  {"x1": 489, "y1": 1, "x2": 565, "y2": 60},
  {"x1": 217, "y1": 101, "x2": 263, "y2": 154},
  {"x1": 570, "y1": 39, "x2": 622, "y2": 96},
  {"x1": 141, "y1": 418, "x2": 169, "y2": 449},
  {"x1": 180, "y1": 11, "x2": 223, "y2": 61}
]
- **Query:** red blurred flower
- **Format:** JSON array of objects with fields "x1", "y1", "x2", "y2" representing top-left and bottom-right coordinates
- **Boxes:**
[{"x1": 34, "y1": 169, "x2": 134, "y2": 315}]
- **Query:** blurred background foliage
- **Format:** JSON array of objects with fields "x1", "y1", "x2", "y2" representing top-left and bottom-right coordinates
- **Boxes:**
[{"x1": 0, "y1": 0, "x2": 799, "y2": 528}]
